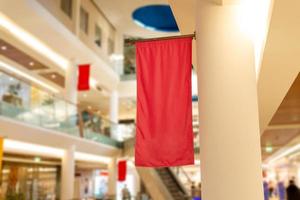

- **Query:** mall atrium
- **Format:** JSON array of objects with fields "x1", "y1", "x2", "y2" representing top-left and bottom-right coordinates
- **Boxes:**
[{"x1": 0, "y1": 0, "x2": 300, "y2": 200}]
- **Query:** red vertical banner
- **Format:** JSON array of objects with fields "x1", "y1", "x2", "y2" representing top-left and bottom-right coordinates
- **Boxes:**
[
  {"x1": 77, "y1": 64, "x2": 90, "y2": 91},
  {"x1": 135, "y1": 37, "x2": 194, "y2": 167},
  {"x1": 118, "y1": 160, "x2": 127, "y2": 181}
]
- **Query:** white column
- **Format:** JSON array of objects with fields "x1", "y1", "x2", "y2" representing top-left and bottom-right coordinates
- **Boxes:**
[
  {"x1": 196, "y1": 1, "x2": 263, "y2": 200},
  {"x1": 61, "y1": 145, "x2": 75, "y2": 200},
  {"x1": 110, "y1": 90, "x2": 119, "y2": 123},
  {"x1": 110, "y1": 90, "x2": 119, "y2": 140},
  {"x1": 112, "y1": 56, "x2": 124, "y2": 75},
  {"x1": 111, "y1": 31, "x2": 124, "y2": 75},
  {"x1": 65, "y1": 60, "x2": 78, "y2": 104},
  {"x1": 107, "y1": 158, "x2": 117, "y2": 197}
]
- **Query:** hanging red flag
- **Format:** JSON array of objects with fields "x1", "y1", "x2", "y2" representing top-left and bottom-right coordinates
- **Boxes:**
[
  {"x1": 77, "y1": 64, "x2": 90, "y2": 91},
  {"x1": 118, "y1": 160, "x2": 127, "y2": 181},
  {"x1": 135, "y1": 37, "x2": 194, "y2": 167}
]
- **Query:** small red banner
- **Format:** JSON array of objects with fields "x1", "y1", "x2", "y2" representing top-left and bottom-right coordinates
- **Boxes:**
[
  {"x1": 100, "y1": 171, "x2": 109, "y2": 176},
  {"x1": 77, "y1": 64, "x2": 90, "y2": 91},
  {"x1": 118, "y1": 160, "x2": 127, "y2": 182}
]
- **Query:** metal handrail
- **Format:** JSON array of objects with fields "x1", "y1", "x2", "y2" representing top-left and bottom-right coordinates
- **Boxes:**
[{"x1": 173, "y1": 166, "x2": 193, "y2": 184}]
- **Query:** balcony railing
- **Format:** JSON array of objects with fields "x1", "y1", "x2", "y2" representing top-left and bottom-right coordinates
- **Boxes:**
[{"x1": 0, "y1": 71, "x2": 135, "y2": 148}]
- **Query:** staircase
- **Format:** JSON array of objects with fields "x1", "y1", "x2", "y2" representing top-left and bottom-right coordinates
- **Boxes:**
[
  {"x1": 125, "y1": 139, "x2": 190, "y2": 200},
  {"x1": 156, "y1": 168, "x2": 189, "y2": 200}
]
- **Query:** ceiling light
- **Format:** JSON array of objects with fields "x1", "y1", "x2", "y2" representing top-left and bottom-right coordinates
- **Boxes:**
[
  {"x1": 1, "y1": 46, "x2": 7, "y2": 50},
  {"x1": 90, "y1": 78, "x2": 98, "y2": 89},
  {"x1": 51, "y1": 74, "x2": 56, "y2": 79},
  {"x1": 75, "y1": 152, "x2": 111, "y2": 164},
  {"x1": 4, "y1": 139, "x2": 64, "y2": 158},
  {"x1": 29, "y1": 61, "x2": 35, "y2": 66},
  {"x1": 4, "y1": 139, "x2": 111, "y2": 164},
  {"x1": 0, "y1": 13, "x2": 69, "y2": 70},
  {"x1": 265, "y1": 146, "x2": 273, "y2": 153},
  {"x1": 34, "y1": 157, "x2": 41, "y2": 163},
  {"x1": 88, "y1": 106, "x2": 92, "y2": 110},
  {"x1": 267, "y1": 143, "x2": 300, "y2": 164},
  {"x1": 238, "y1": 0, "x2": 272, "y2": 76},
  {"x1": 0, "y1": 60, "x2": 59, "y2": 93}
]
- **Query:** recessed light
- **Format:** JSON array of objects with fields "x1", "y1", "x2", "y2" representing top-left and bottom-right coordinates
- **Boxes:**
[
  {"x1": 29, "y1": 61, "x2": 35, "y2": 66},
  {"x1": 265, "y1": 146, "x2": 273, "y2": 153},
  {"x1": 34, "y1": 157, "x2": 41, "y2": 163},
  {"x1": 1, "y1": 46, "x2": 7, "y2": 50},
  {"x1": 88, "y1": 106, "x2": 92, "y2": 110},
  {"x1": 0, "y1": 60, "x2": 59, "y2": 93},
  {"x1": 51, "y1": 74, "x2": 56, "y2": 79},
  {"x1": 0, "y1": 14, "x2": 69, "y2": 70}
]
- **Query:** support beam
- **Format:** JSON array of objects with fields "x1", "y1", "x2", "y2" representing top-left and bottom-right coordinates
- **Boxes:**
[
  {"x1": 107, "y1": 158, "x2": 117, "y2": 197},
  {"x1": 196, "y1": 1, "x2": 263, "y2": 200},
  {"x1": 109, "y1": 90, "x2": 119, "y2": 140},
  {"x1": 65, "y1": 60, "x2": 78, "y2": 104},
  {"x1": 61, "y1": 145, "x2": 75, "y2": 200}
]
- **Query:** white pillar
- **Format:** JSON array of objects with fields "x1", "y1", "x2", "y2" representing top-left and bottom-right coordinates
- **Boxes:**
[
  {"x1": 61, "y1": 145, "x2": 75, "y2": 200},
  {"x1": 112, "y1": 55, "x2": 124, "y2": 75},
  {"x1": 196, "y1": 1, "x2": 263, "y2": 200},
  {"x1": 110, "y1": 90, "x2": 119, "y2": 140},
  {"x1": 112, "y1": 32, "x2": 124, "y2": 75},
  {"x1": 109, "y1": 32, "x2": 122, "y2": 138},
  {"x1": 110, "y1": 90, "x2": 119, "y2": 123},
  {"x1": 65, "y1": 61, "x2": 78, "y2": 104},
  {"x1": 107, "y1": 158, "x2": 117, "y2": 197}
]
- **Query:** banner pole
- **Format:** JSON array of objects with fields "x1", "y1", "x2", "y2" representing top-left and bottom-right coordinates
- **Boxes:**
[{"x1": 125, "y1": 32, "x2": 196, "y2": 45}]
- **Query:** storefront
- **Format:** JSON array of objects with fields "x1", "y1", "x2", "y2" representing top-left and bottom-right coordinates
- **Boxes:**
[{"x1": 0, "y1": 154, "x2": 60, "y2": 199}]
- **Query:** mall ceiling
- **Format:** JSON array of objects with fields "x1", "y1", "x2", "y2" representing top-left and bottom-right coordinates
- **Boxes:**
[
  {"x1": 93, "y1": 0, "x2": 179, "y2": 38},
  {"x1": 0, "y1": 39, "x2": 49, "y2": 71},
  {"x1": 261, "y1": 74, "x2": 300, "y2": 160},
  {"x1": 0, "y1": 38, "x2": 63, "y2": 88}
]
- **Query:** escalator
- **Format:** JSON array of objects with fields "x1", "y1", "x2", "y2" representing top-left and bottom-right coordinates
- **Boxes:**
[
  {"x1": 156, "y1": 168, "x2": 189, "y2": 200},
  {"x1": 136, "y1": 167, "x2": 189, "y2": 200},
  {"x1": 124, "y1": 138, "x2": 190, "y2": 200}
]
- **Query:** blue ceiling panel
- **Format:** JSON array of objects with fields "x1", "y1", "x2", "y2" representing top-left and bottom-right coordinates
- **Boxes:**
[{"x1": 132, "y1": 5, "x2": 179, "y2": 32}]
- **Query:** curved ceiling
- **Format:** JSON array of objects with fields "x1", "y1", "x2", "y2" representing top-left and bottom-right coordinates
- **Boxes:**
[
  {"x1": 93, "y1": 0, "x2": 180, "y2": 38},
  {"x1": 132, "y1": 5, "x2": 179, "y2": 32}
]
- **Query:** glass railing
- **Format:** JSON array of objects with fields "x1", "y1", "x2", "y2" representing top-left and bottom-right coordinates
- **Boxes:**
[
  {"x1": 0, "y1": 100, "x2": 79, "y2": 136},
  {"x1": 0, "y1": 71, "x2": 135, "y2": 148}
]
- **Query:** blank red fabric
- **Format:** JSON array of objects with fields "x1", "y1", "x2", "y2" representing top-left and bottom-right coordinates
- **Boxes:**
[
  {"x1": 135, "y1": 37, "x2": 194, "y2": 167},
  {"x1": 77, "y1": 64, "x2": 90, "y2": 91},
  {"x1": 118, "y1": 160, "x2": 127, "y2": 181}
]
